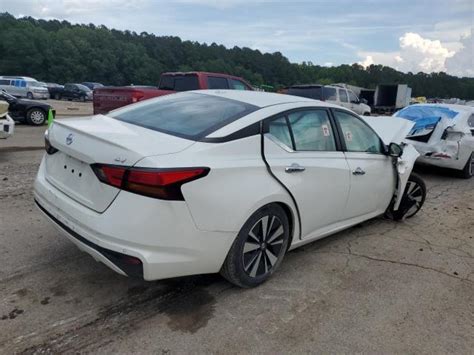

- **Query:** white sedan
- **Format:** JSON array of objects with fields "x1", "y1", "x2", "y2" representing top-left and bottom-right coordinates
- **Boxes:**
[
  {"x1": 395, "y1": 104, "x2": 474, "y2": 178},
  {"x1": 34, "y1": 91, "x2": 426, "y2": 287}
]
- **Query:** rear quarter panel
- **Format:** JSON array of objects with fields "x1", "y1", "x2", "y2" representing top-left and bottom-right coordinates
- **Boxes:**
[{"x1": 137, "y1": 135, "x2": 298, "y2": 235}]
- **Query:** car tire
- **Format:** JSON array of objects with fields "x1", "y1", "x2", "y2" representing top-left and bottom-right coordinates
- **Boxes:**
[
  {"x1": 391, "y1": 173, "x2": 426, "y2": 221},
  {"x1": 26, "y1": 92, "x2": 33, "y2": 99},
  {"x1": 26, "y1": 108, "x2": 47, "y2": 126},
  {"x1": 459, "y1": 152, "x2": 473, "y2": 179},
  {"x1": 80, "y1": 95, "x2": 86, "y2": 102},
  {"x1": 363, "y1": 112, "x2": 371, "y2": 116},
  {"x1": 220, "y1": 204, "x2": 290, "y2": 288},
  {"x1": 54, "y1": 93, "x2": 61, "y2": 100}
]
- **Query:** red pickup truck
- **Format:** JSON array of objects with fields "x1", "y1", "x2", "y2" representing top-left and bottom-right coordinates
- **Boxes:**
[{"x1": 93, "y1": 71, "x2": 253, "y2": 114}]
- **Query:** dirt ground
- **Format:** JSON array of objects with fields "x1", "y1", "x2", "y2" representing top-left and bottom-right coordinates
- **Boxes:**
[
  {"x1": 46, "y1": 99, "x2": 93, "y2": 117},
  {"x1": 0, "y1": 125, "x2": 473, "y2": 354}
]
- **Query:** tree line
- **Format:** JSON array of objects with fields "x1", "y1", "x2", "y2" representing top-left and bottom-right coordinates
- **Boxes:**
[{"x1": 1, "y1": 12, "x2": 473, "y2": 99}]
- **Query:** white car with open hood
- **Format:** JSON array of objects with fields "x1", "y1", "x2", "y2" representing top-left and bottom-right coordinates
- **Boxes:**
[
  {"x1": 34, "y1": 90, "x2": 425, "y2": 287},
  {"x1": 395, "y1": 104, "x2": 474, "y2": 178}
]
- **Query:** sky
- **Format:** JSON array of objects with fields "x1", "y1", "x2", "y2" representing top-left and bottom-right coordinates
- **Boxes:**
[{"x1": 3, "y1": 0, "x2": 474, "y2": 77}]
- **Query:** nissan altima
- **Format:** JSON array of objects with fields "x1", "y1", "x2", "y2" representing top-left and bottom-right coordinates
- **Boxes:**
[{"x1": 34, "y1": 90, "x2": 426, "y2": 287}]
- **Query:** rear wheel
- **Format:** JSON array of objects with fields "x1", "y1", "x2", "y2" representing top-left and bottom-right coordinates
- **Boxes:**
[
  {"x1": 220, "y1": 204, "x2": 290, "y2": 288},
  {"x1": 459, "y1": 153, "x2": 473, "y2": 179},
  {"x1": 391, "y1": 173, "x2": 426, "y2": 220},
  {"x1": 54, "y1": 93, "x2": 61, "y2": 100},
  {"x1": 26, "y1": 108, "x2": 46, "y2": 126}
]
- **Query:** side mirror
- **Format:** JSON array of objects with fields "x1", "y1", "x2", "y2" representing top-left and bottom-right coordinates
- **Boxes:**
[{"x1": 388, "y1": 142, "x2": 403, "y2": 158}]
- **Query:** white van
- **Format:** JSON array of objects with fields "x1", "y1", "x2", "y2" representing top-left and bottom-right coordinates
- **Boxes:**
[
  {"x1": 287, "y1": 84, "x2": 371, "y2": 115},
  {"x1": 0, "y1": 76, "x2": 49, "y2": 100}
]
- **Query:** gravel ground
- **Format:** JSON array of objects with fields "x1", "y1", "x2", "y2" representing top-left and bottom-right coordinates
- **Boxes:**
[{"x1": 0, "y1": 125, "x2": 473, "y2": 354}]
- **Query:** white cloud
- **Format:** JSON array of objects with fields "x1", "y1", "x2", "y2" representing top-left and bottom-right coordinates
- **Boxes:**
[
  {"x1": 445, "y1": 28, "x2": 474, "y2": 77},
  {"x1": 358, "y1": 31, "x2": 471, "y2": 76}
]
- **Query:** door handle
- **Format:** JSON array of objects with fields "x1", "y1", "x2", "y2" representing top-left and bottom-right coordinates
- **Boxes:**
[
  {"x1": 285, "y1": 163, "x2": 306, "y2": 173},
  {"x1": 352, "y1": 167, "x2": 366, "y2": 175}
]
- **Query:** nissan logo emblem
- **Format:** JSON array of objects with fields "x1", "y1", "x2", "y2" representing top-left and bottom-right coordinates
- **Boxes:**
[{"x1": 66, "y1": 133, "x2": 74, "y2": 145}]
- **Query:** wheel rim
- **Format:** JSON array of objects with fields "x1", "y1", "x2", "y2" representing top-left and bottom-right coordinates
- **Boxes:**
[
  {"x1": 242, "y1": 215, "x2": 285, "y2": 278},
  {"x1": 30, "y1": 110, "x2": 45, "y2": 124},
  {"x1": 403, "y1": 180, "x2": 424, "y2": 218}
]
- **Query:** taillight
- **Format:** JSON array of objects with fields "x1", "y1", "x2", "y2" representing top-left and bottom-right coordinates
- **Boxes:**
[
  {"x1": 91, "y1": 164, "x2": 209, "y2": 200},
  {"x1": 131, "y1": 92, "x2": 144, "y2": 103},
  {"x1": 45, "y1": 136, "x2": 58, "y2": 155}
]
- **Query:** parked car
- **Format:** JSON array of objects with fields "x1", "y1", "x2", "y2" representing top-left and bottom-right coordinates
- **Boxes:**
[
  {"x1": 49, "y1": 83, "x2": 93, "y2": 101},
  {"x1": 45, "y1": 82, "x2": 64, "y2": 96},
  {"x1": 82, "y1": 82, "x2": 104, "y2": 90},
  {"x1": 34, "y1": 90, "x2": 425, "y2": 287},
  {"x1": 93, "y1": 71, "x2": 253, "y2": 114},
  {"x1": 287, "y1": 84, "x2": 371, "y2": 115},
  {"x1": 0, "y1": 76, "x2": 50, "y2": 99},
  {"x1": 0, "y1": 100, "x2": 15, "y2": 138},
  {"x1": 0, "y1": 91, "x2": 54, "y2": 126},
  {"x1": 394, "y1": 104, "x2": 474, "y2": 178}
]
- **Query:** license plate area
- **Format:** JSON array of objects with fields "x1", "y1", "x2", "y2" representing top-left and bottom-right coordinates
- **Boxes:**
[{"x1": 45, "y1": 152, "x2": 119, "y2": 212}]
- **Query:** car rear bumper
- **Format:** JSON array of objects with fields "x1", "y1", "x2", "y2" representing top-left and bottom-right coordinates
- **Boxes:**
[{"x1": 34, "y1": 157, "x2": 236, "y2": 280}]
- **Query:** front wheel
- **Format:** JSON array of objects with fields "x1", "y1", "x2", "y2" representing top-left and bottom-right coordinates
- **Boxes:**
[
  {"x1": 391, "y1": 173, "x2": 426, "y2": 221},
  {"x1": 220, "y1": 204, "x2": 290, "y2": 288},
  {"x1": 26, "y1": 92, "x2": 33, "y2": 99},
  {"x1": 26, "y1": 108, "x2": 46, "y2": 126},
  {"x1": 459, "y1": 152, "x2": 473, "y2": 179}
]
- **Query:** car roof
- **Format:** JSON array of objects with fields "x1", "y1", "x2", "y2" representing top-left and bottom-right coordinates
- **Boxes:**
[{"x1": 192, "y1": 89, "x2": 323, "y2": 108}]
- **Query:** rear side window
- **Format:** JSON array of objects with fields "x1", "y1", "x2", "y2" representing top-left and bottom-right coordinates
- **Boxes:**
[
  {"x1": 174, "y1": 76, "x2": 199, "y2": 91},
  {"x1": 159, "y1": 76, "x2": 174, "y2": 90},
  {"x1": 230, "y1": 79, "x2": 248, "y2": 90},
  {"x1": 287, "y1": 87, "x2": 322, "y2": 100},
  {"x1": 288, "y1": 110, "x2": 336, "y2": 151},
  {"x1": 323, "y1": 87, "x2": 337, "y2": 101},
  {"x1": 267, "y1": 109, "x2": 336, "y2": 151},
  {"x1": 339, "y1": 89, "x2": 348, "y2": 103},
  {"x1": 207, "y1": 76, "x2": 229, "y2": 89},
  {"x1": 110, "y1": 93, "x2": 257, "y2": 140},
  {"x1": 0, "y1": 79, "x2": 10, "y2": 85},
  {"x1": 158, "y1": 75, "x2": 200, "y2": 91}
]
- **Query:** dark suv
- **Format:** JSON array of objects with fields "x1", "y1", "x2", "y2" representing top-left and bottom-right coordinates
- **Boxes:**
[{"x1": 50, "y1": 83, "x2": 93, "y2": 101}]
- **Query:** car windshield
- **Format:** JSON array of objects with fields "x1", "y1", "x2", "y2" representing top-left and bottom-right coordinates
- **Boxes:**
[
  {"x1": 109, "y1": 92, "x2": 258, "y2": 140},
  {"x1": 30, "y1": 81, "x2": 45, "y2": 87},
  {"x1": 0, "y1": 91, "x2": 16, "y2": 101},
  {"x1": 76, "y1": 84, "x2": 92, "y2": 92}
]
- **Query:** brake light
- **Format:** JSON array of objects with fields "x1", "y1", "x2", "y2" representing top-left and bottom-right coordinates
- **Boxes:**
[
  {"x1": 91, "y1": 164, "x2": 209, "y2": 200},
  {"x1": 131, "y1": 92, "x2": 144, "y2": 103}
]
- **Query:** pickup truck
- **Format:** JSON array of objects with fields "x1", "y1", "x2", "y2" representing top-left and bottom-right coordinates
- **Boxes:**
[
  {"x1": 49, "y1": 83, "x2": 93, "y2": 102},
  {"x1": 93, "y1": 72, "x2": 253, "y2": 114}
]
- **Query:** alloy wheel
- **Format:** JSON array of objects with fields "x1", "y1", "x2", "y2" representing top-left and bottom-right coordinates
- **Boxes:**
[
  {"x1": 403, "y1": 180, "x2": 424, "y2": 218},
  {"x1": 242, "y1": 215, "x2": 285, "y2": 278},
  {"x1": 30, "y1": 110, "x2": 46, "y2": 125}
]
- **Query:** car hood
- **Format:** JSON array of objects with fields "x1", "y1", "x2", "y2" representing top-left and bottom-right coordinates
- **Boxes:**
[{"x1": 361, "y1": 116, "x2": 415, "y2": 145}]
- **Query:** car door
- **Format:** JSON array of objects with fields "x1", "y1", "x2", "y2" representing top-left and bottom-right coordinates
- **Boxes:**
[
  {"x1": 333, "y1": 109, "x2": 396, "y2": 219},
  {"x1": 263, "y1": 108, "x2": 351, "y2": 239},
  {"x1": 337, "y1": 89, "x2": 351, "y2": 110}
]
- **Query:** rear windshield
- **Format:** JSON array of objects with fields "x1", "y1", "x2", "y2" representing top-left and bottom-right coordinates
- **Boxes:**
[
  {"x1": 109, "y1": 93, "x2": 258, "y2": 140},
  {"x1": 159, "y1": 75, "x2": 200, "y2": 91},
  {"x1": 287, "y1": 87, "x2": 322, "y2": 100}
]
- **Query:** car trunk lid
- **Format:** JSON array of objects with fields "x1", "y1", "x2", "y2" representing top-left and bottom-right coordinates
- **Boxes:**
[{"x1": 45, "y1": 115, "x2": 195, "y2": 212}]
